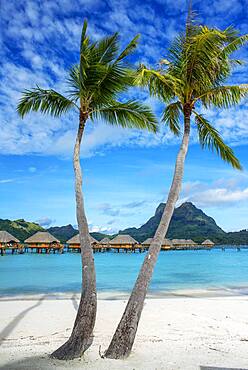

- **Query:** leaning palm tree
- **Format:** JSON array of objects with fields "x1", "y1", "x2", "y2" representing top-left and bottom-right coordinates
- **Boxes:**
[
  {"x1": 17, "y1": 21, "x2": 157, "y2": 360},
  {"x1": 105, "y1": 19, "x2": 248, "y2": 359}
]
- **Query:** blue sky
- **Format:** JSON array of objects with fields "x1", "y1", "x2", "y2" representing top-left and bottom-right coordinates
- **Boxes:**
[{"x1": 0, "y1": 0, "x2": 247, "y2": 233}]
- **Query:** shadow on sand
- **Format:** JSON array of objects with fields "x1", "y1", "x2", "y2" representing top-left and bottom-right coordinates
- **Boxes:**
[
  {"x1": 71, "y1": 293, "x2": 79, "y2": 311},
  {"x1": 0, "y1": 354, "x2": 76, "y2": 370},
  {"x1": 0, "y1": 295, "x2": 46, "y2": 346}
]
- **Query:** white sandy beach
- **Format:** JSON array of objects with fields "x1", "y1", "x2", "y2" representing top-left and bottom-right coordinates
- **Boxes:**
[{"x1": 0, "y1": 293, "x2": 247, "y2": 370}]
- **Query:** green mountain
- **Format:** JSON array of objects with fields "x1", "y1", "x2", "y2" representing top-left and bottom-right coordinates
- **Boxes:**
[
  {"x1": 0, "y1": 219, "x2": 44, "y2": 242},
  {"x1": 0, "y1": 202, "x2": 247, "y2": 244},
  {"x1": 47, "y1": 224, "x2": 78, "y2": 243},
  {"x1": 119, "y1": 202, "x2": 246, "y2": 244}
]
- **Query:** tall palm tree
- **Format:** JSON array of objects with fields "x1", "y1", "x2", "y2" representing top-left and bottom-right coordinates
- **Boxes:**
[
  {"x1": 17, "y1": 21, "x2": 157, "y2": 360},
  {"x1": 105, "y1": 20, "x2": 248, "y2": 359}
]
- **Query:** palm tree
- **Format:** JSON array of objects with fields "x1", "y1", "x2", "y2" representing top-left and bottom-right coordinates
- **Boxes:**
[
  {"x1": 105, "y1": 19, "x2": 248, "y2": 359},
  {"x1": 17, "y1": 21, "x2": 157, "y2": 360}
]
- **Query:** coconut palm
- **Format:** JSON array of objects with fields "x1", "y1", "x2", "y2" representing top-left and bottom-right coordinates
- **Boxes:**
[
  {"x1": 17, "y1": 21, "x2": 157, "y2": 360},
  {"x1": 105, "y1": 21, "x2": 248, "y2": 359}
]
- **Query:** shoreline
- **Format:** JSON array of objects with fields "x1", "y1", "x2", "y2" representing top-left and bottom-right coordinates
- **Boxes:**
[
  {"x1": 0, "y1": 295, "x2": 248, "y2": 369},
  {"x1": 1, "y1": 284, "x2": 248, "y2": 301}
]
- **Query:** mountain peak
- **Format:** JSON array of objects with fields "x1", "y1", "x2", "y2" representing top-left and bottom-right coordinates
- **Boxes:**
[{"x1": 120, "y1": 201, "x2": 226, "y2": 243}]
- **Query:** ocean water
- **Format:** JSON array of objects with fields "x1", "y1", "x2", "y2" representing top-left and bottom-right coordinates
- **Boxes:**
[{"x1": 0, "y1": 247, "x2": 248, "y2": 296}]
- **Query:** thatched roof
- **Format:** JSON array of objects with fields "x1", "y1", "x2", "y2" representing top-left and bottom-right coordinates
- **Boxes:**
[
  {"x1": 202, "y1": 239, "x2": 214, "y2": 246},
  {"x1": 67, "y1": 234, "x2": 98, "y2": 245},
  {"x1": 142, "y1": 237, "x2": 153, "y2": 245},
  {"x1": 109, "y1": 234, "x2": 138, "y2": 245},
  {"x1": 0, "y1": 231, "x2": 20, "y2": 243},
  {"x1": 142, "y1": 238, "x2": 172, "y2": 246},
  {"x1": 163, "y1": 238, "x2": 173, "y2": 246},
  {"x1": 100, "y1": 237, "x2": 110, "y2": 244},
  {"x1": 25, "y1": 231, "x2": 60, "y2": 243},
  {"x1": 172, "y1": 239, "x2": 195, "y2": 246},
  {"x1": 187, "y1": 239, "x2": 197, "y2": 245}
]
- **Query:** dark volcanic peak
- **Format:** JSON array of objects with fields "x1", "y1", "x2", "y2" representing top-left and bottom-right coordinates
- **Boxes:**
[{"x1": 120, "y1": 201, "x2": 226, "y2": 243}]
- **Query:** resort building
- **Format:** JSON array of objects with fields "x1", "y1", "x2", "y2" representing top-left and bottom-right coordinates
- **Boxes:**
[
  {"x1": 109, "y1": 234, "x2": 139, "y2": 251},
  {"x1": 142, "y1": 237, "x2": 172, "y2": 250},
  {"x1": 99, "y1": 237, "x2": 111, "y2": 251},
  {"x1": 0, "y1": 231, "x2": 21, "y2": 255},
  {"x1": 25, "y1": 231, "x2": 62, "y2": 253},
  {"x1": 100, "y1": 237, "x2": 111, "y2": 245},
  {"x1": 201, "y1": 239, "x2": 215, "y2": 248},
  {"x1": 66, "y1": 234, "x2": 99, "y2": 251},
  {"x1": 171, "y1": 239, "x2": 197, "y2": 248}
]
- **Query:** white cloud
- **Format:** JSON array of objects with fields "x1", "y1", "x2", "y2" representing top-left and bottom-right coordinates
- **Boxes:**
[
  {"x1": 36, "y1": 217, "x2": 55, "y2": 227},
  {"x1": 0, "y1": 0, "x2": 247, "y2": 159},
  {"x1": 180, "y1": 175, "x2": 248, "y2": 208},
  {"x1": 0, "y1": 179, "x2": 14, "y2": 184},
  {"x1": 189, "y1": 187, "x2": 248, "y2": 206}
]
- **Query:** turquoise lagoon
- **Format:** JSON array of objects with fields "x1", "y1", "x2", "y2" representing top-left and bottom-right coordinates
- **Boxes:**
[{"x1": 0, "y1": 248, "x2": 248, "y2": 296}]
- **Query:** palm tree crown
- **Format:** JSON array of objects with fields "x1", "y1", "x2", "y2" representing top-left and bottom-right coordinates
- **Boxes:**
[
  {"x1": 136, "y1": 24, "x2": 248, "y2": 169},
  {"x1": 17, "y1": 20, "x2": 157, "y2": 132}
]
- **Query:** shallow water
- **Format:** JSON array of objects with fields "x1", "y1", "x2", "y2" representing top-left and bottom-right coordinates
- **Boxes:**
[{"x1": 0, "y1": 247, "x2": 248, "y2": 296}]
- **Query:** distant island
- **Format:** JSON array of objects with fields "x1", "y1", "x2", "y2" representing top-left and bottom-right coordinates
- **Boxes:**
[{"x1": 0, "y1": 202, "x2": 247, "y2": 244}]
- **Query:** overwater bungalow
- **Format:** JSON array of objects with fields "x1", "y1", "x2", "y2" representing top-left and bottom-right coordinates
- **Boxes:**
[
  {"x1": 0, "y1": 231, "x2": 21, "y2": 255},
  {"x1": 100, "y1": 237, "x2": 111, "y2": 245},
  {"x1": 99, "y1": 237, "x2": 111, "y2": 251},
  {"x1": 66, "y1": 234, "x2": 99, "y2": 252},
  {"x1": 142, "y1": 237, "x2": 172, "y2": 250},
  {"x1": 171, "y1": 239, "x2": 197, "y2": 249},
  {"x1": 109, "y1": 234, "x2": 139, "y2": 252},
  {"x1": 201, "y1": 239, "x2": 215, "y2": 248},
  {"x1": 25, "y1": 231, "x2": 62, "y2": 253}
]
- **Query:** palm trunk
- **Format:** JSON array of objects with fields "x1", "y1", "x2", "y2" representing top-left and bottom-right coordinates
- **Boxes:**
[
  {"x1": 105, "y1": 110, "x2": 191, "y2": 359},
  {"x1": 51, "y1": 111, "x2": 97, "y2": 360}
]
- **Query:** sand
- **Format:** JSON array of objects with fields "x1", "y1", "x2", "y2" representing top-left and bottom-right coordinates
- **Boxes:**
[{"x1": 0, "y1": 293, "x2": 247, "y2": 369}]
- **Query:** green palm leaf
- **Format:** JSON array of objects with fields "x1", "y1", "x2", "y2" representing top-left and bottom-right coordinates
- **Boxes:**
[
  {"x1": 161, "y1": 102, "x2": 182, "y2": 136},
  {"x1": 17, "y1": 87, "x2": 76, "y2": 118},
  {"x1": 96, "y1": 33, "x2": 119, "y2": 64},
  {"x1": 196, "y1": 85, "x2": 248, "y2": 108},
  {"x1": 115, "y1": 35, "x2": 140, "y2": 63},
  {"x1": 194, "y1": 111, "x2": 242, "y2": 170},
  {"x1": 93, "y1": 100, "x2": 158, "y2": 132}
]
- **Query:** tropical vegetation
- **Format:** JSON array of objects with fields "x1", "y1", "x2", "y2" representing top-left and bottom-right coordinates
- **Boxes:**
[
  {"x1": 17, "y1": 21, "x2": 157, "y2": 360},
  {"x1": 104, "y1": 17, "x2": 248, "y2": 359}
]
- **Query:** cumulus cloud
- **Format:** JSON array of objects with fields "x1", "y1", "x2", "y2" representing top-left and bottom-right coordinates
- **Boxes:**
[
  {"x1": 0, "y1": 0, "x2": 247, "y2": 159},
  {"x1": 36, "y1": 217, "x2": 55, "y2": 228},
  {"x1": 180, "y1": 175, "x2": 248, "y2": 208},
  {"x1": 89, "y1": 223, "x2": 117, "y2": 234},
  {"x1": 192, "y1": 188, "x2": 248, "y2": 206}
]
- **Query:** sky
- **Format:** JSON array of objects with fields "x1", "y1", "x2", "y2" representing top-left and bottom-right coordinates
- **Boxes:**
[{"x1": 0, "y1": 0, "x2": 247, "y2": 234}]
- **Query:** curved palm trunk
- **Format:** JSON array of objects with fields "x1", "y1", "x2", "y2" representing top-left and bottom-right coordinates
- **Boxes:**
[
  {"x1": 51, "y1": 111, "x2": 97, "y2": 360},
  {"x1": 105, "y1": 112, "x2": 191, "y2": 359}
]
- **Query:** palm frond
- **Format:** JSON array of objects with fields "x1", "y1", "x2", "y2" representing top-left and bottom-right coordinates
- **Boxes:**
[
  {"x1": 17, "y1": 87, "x2": 76, "y2": 118},
  {"x1": 135, "y1": 65, "x2": 178, "y2": 102},
  {"x1": 195, "y1": 84, "x2": 248, "y2": 108},
  {"x1": 93, "y1": 100, "x2": 158, "y2": 132},
  {"x1": 194, "y1": 111, "x2": 242, "y2": 170},
  {"x1": 80, "y1": 20, "x2": 89, "y2": 55},
  {"x1": 96, "y1": 33, "x2": 119, "y2": 64},
  {"x1": 161, "y1": 101, "x2": 182, "y2": 136},
  {"x1": 115, "y1": 34, "x2": 140, "y2": 63},
  {"x1": 221, "y1": 34, "x2": 248, "y2": 56}
]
